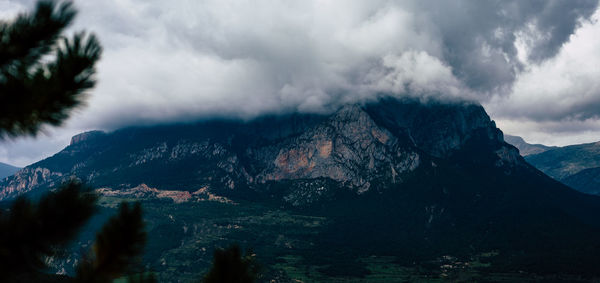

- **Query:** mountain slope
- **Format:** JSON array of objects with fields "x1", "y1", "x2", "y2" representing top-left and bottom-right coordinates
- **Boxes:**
[
  {"x1": 2, "y1": 97, "x2": 600, "y2": 278},
  {"x1": 0, "y1": 162, "x2": 20, "y2": 180},
  {"x1": 504, "y1": 135, "x2": 556, "y2": 156},
  {"x1": 525, "y1": 141, "x2": 600, "y2": 180},
  {"x1": 505, "y1": 138, "x2": 600, "y2": 195},
  {"x1": 563, "y1": 167, "x2": 600, "y2": 195},
  {"x1": 0, "y1": 98, "x2": 504, "y2": 201}
]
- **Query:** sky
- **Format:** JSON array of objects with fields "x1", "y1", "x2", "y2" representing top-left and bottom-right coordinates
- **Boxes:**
[{"x1": 1, "y1": 0, "x2": 600, "y2": 167}]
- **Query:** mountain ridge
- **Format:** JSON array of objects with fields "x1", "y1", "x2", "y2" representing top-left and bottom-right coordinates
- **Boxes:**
[
  {"x1": 0, "y1": 162, "x2": 20, "y2": 180},
  {"x1": 563, "y1": 166, "x2": 600, "y2": 195},
  {"x1": 0, "y1": 97, "x2": 512, "y2": 201},
  {"x1": 3, "y1": 96, "x2": 600, "y2": 277},
  {"x1": 525, "y1": 140, "x2": 600, "y2": 180},
  {"x1": 505, "y1": 135, "x2": 600, "y2": 196},
  {"x1": 504, "y1": 134, "x2": 556, "y2": 156},
  {"x1": 524, "y1": 140, "x2": 600, "y2": 196}
]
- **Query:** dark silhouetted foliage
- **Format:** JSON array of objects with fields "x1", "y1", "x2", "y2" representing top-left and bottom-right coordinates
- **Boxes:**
[
  {"x1": 0, "y1": 180, "x2": 96, "y2": 281},
  {"x1": 76, "y1": 202, "x2": 147, "y2": 283},
  {"x1": 126, "y1": 272, "x2": 158, "y2": 283},
  {"x1": 0, "y1": 2, "x2": 149, "y2": 282},
  {"x1": 0, "y1": 0, "x2": 101, "y2": 138},
  {"x1": 0, "y1": 185, "x2": 149, "y2": 282},
  {"x1": 202, "y1": 244, "x2": 260, "y2": 283}
]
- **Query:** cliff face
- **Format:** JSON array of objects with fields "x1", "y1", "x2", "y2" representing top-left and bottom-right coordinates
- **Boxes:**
[
  {"x1": 251, "y1": 105, "x2": 421, "y2": 193},
  {"x1": 0, "y1": 167, "x2": 62, "y2": 199},
  {"x1": 0, "y1": 97, "x2": 518, "y2": 202},
  {"x1": 69, "y1": 130, "x2": 106, "y2": 146}
]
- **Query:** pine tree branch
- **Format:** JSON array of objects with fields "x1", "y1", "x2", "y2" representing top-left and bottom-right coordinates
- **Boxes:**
[
  {"x1": 76, "y1": 202, "x2": 147, "y2": 283},
  {"x1": 0, "y1": 1, "x2": 75, "y2": 68},
  {"x1": 0, "y1": 180, "x2": 97, "y2": 278},
  {"x1": 0, "y1": 1, "x2": 102, "y2": 138}
]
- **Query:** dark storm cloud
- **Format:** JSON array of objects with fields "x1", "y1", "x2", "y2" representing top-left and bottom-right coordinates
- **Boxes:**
[
  {"x1": 413, "y1": 0, "x2": 598, "y2": 92},
  {"x1": 524, "y1": 0, "x2": 598, "y2": 61}
]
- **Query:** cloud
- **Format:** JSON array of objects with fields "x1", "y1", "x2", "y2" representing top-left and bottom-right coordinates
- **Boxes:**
[
  {"x1": 411, "y1": 0, "x2": 598, "y2": 91},
  {"x1": 490, "y1": 8, "x2": 600, "y2": 121},
  {"x1": 493, "y1": 118, "x2": 600, "y2": 146},
  {"x1": 363, "y1": 51, "x2": 469, "y2": 100},
  {"x1": 489, "y1": 8, "x2": 600, "y2": 145},
  {"x1": 1, "y1": 0, "x2": 599, "y2": 165},
  {"x1": 64, "y1": 0, "x2": 597, "y2": 129},
  {"x1": 0, "y1": 128, "x2": 76, "y2": 167}
]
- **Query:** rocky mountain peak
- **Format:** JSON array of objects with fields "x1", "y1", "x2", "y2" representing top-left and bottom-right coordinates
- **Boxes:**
[
  {"x1": 0, "y1": 97, "x2": 519, "y2": 201},
  {"x1": 69, "y1": 130, "x2": 106, "y2": 146},
  {"x1": 362, "y1": 98, "x2": 504, "y2": 157}
]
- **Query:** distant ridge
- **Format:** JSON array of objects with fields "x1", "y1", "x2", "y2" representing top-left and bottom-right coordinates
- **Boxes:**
[
  {"x1": 563, "y1": 167, "x2": 600, "y2": 195},
  {"x1": 504, "y1": 134, "x2": 556, "y2": 156},
  {"x1": 506, "y1": 135, "x2": 600, "y2": 196},
  {"x1": 523, "y1": 140, "x2": 600, "y2": 195},
  {"x1": 0, "y1": 162, "x2": 20, "y2": 180}
]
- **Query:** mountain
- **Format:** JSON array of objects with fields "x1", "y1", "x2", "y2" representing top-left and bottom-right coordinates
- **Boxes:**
[
  {"x1": 507, "y1": 137, "x2": 600, "y2": 195},
  {"x1": 0, "y1": 98, "x2": 509, "y2": 201},
  {"x1": 0, "y1": 162, "x2": 20, "y2": 180},
  {"x1": 3, "y1": 97, "x2": 600, "y2": 281},
  {"x1": 525, "y1": 141, "x2": 600, "y2": 179},
  {"x1": 563, "y1": 167, "x2": 600, "y2": 195},
  {"x1": 504, "y1": 134, "x2": 556, "y2": 156}
]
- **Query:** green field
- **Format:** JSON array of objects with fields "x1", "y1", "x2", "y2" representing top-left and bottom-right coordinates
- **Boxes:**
[{"x1": 51, "y1": 196, "x2": 587, "y2": 282}]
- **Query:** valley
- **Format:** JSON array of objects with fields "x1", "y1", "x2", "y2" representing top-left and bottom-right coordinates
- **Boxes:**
[{"x1": 54, "y1": 194, "x2": 596, "y2": 282}]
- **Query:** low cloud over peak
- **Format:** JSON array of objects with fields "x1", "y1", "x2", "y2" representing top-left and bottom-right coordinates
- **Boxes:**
[
  {"x1": 1, "y1": 0, "x2": 600, "y2": 165},
  {"x1": 65, "y1": 0, "x2": 598, "y2": 129}
]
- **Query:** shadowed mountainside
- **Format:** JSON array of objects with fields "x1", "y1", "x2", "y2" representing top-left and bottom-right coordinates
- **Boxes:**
[
  {"x1": 523, "y1": 141, "x2": 600, "y2": 195},
  {"x1": 525, "y1": 141, "x2": 600, "y2": 180},
  {"x1": 0, "y1": 97, "x2": 506, "y2": 201},
  {"x1": 505, "y1": 135, "x2": 600, "y2": 196},
  {"x1": 2, "y1": 97, "x2": 600, "y2": 278},
  {"x1": 562, "y1": 167, "x2": 600, "y2": 195}
]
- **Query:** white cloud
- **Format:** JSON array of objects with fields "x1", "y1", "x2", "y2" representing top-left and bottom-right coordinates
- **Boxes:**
[
  {"x1": 489, "y1": 8, "x2": 600, "y2": 145},
  {"x1": 63, "y1": 0, "x2": 466, "y2": 128},
  {"x1": 364, "y1": 51, "x2": 469, "y2": 100}
]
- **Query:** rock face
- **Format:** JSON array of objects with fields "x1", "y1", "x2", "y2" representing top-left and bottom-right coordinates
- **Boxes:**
[
  {"x1": 0, "y1": 97, "x2": 515, "y2": 202},
  {"x1": 96, "y1": 184, "x2": 234, "y2": 204},
  {"x1": 0, "y1": 167, "x2": 63, "y2": 200},
  {"x1": 252, "y1": 105, "x2": 422, "y2": 193},
  {"x1": 69, "y1": 130, "x2": 106, "y2": 146}
]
